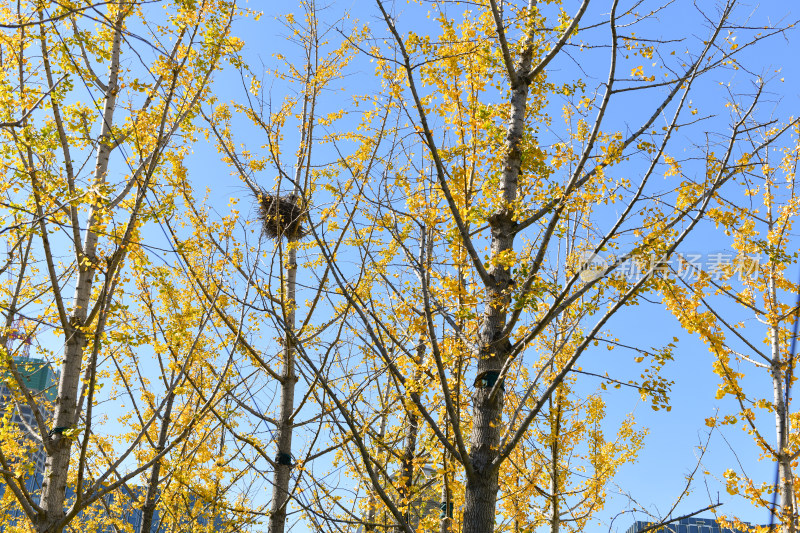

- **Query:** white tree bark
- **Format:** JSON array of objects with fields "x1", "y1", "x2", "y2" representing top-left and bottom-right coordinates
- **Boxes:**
[{"x1": 36, "y1": 11, "x2": 125, "y2": 531}]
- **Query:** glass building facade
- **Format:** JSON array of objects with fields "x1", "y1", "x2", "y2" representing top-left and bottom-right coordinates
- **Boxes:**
[
  {"x1": 626, "y1": 517, "x2": 756, "y2": 533},
  {"x1": 0, "y1": 357, "x2": 224, "y2": 532},
  {"x1": 0, "y1": 356, "x2": 58, "y2": 502}
]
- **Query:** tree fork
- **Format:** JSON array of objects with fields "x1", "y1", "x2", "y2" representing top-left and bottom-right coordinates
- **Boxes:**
[{"x1": 462, "y1": 5, "x2": 536, "y2": 529}]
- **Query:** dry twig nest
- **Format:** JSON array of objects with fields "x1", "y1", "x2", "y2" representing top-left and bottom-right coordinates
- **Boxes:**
[{"x1": 256, "y1": 189, "x2": 308, "y2": 241}]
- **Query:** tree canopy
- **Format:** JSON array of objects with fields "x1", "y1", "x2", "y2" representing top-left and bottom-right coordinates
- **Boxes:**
[{"x1": 0, "y1": 1, "x2": 798, "y2": 532}]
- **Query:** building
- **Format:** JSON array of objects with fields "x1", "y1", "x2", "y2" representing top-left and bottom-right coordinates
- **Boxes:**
[
  {"x1": 0, "y1": 358, "x2": 153, "y2": 532},
  {"x1": 0, "y1": 356, "x2": 225, "y2": 532},
  {"x1": 626, "y1": 517, "x2": 755, "y2": 533},
  {"x1": 0, "y1": 356, "x2": 58, "y2": 501}
]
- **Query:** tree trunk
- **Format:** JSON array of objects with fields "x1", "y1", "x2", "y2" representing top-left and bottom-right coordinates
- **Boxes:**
[
  {"x1": 395, "y1": 402, "x2": 419, "y2": 533},
  {"x1": 365, "y1": 382, "x2": 391, "y2": 532},
  {"x1": 549, "y1": 392, "x2": 562, "y2": 533},
  {"x1": 463, "y1": 341, "x2": 506, "y2": 533},
  {"x1": 440, "y1": 444, "x2": 453, "y2": 533},
  {"x1": 767, "y1": 194, "x2": 795, "y2": 533},
  {"x1": 771, "y1": 323, "x2": 795, "y2": 533},
  {"x1": 139, "y1": 387, "x2": 176, "y2": 533},
  {"x1": 771, "y1": 340, "x2": 795, "y2": 533},
  {"x1": 36, "y1": 13, "x2": 124, "y2": 531},
  {"x1": 462, "y1": 6, "x2": 536, "y2": 529},
  {"x1": 268, "y1": 245, "x2": 298, "y2": 533},
  {"x1": 37, "y1": 326, "x2": 87, "y2": 532}
]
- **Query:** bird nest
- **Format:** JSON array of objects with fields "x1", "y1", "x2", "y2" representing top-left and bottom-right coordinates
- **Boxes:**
[{"x1": 256, "y1": 189, "x2": 309, "y2": 241}]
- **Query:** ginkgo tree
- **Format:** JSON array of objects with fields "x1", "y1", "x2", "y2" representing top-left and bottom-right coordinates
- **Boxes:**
[
  {"x1": 497, "y1": 315, "x2": 649, "y2": 533},
  {"x1": 122, "y1": 257, "x2": 250, "y2": 533},
  {"x1": 0, "y1": 1, "x2": 242, "y2": 531},
  {"x1": 2, "y1": 1, "x2": 795, "y2": 533},
  {"x1": 296, "y1": 0, "x2": 798, "y2": 532},
  {"x1": 184, "y1": 2, "x2": 392, "y2": 532},
  {"x1": 660, "y1": 125, "x2": 800, "y2": 533}
]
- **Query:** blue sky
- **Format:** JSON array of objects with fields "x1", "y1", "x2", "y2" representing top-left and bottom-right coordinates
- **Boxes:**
[
  {"x1": 172, "y1": 0, "x2": 800, "y2": 532},
  {"x1": 74, "y1": 0, "x2": 799, "y2": 530}
]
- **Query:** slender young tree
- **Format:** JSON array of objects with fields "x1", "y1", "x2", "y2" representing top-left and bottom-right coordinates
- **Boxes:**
[
  {"x1": 127, "y1": 262, "x2": 245, "y2": 533},
  {"x1": 0, "y1": 1, "x2": 239, "y2": 531},
  {"x1": 660, "y1": 126, "x2": 800, "y2": 533},
  {"x1": 186, "y1": 2, "x2": 393, "y2": 531}
]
